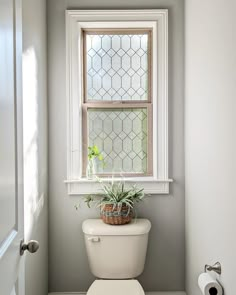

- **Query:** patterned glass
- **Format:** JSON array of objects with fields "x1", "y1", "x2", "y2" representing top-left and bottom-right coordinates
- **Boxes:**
[
  {"x1": 85, "y1": 33, "x2": 149, "y2": 101},
  {"x1": 87, "y1": 108, "x2": 148, "y2": 174}
]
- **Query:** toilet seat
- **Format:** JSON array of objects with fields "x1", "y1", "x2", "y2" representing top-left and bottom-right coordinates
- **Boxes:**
[{"x1": 87, "y1": 279, "x2": 145, "y2": 295}]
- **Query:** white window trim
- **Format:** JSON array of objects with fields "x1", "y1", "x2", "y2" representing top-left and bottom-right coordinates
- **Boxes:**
[{"x1": 65, "y1": 9, "x2": 172, "y2": 195}]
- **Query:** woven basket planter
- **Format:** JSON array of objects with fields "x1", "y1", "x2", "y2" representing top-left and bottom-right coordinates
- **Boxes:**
[{"x1": 101, "y1": 204, "x2": 133, "y2": 225}]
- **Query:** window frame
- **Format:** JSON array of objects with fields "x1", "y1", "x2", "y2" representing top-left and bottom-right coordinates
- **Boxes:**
[{"x1": 65, "y1": 9, "x2": 172, "y2": 195}]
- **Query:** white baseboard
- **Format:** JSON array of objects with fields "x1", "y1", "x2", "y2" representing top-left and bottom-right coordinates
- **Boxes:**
[
  {"x1": 49, "y1": 292, "x2": 186, "y2": 295},
  {"x1": 49, "y1": 294, "x2": 84, "y2": 295}
]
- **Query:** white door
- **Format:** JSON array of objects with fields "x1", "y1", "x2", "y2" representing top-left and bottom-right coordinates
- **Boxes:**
[
  {"x1": 0, "y1": 1, "x2": 34, "y2": 294},
  {"x1": 0, "y1": 0, "x2": 24, "y2": 294}
]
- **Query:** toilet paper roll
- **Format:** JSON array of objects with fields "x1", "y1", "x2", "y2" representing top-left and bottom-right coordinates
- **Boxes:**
[{"x1": 198, "y1": 273, "x2": 223, "y2": 295}]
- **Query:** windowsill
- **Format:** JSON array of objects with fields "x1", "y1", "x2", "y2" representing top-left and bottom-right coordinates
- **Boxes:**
[{"x1": 64, "y1": 178, "x2": 173, "y2": 195}]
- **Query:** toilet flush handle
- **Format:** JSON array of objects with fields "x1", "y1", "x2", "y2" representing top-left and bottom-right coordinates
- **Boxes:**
[{"x1": 87, "y1": 236, "x2": 100, "y2": 242}]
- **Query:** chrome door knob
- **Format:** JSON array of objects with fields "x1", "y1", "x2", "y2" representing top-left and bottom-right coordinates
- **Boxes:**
[{"x1": 20, "y1": 240, "x2": 39, "y2": 256}]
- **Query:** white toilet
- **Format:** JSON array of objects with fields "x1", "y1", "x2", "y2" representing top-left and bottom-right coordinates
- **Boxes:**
[{"x1": 82, "y1": 218, "x2": 151, "y2": 295}]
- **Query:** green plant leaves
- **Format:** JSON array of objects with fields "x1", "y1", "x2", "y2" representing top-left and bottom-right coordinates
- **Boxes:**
[
  {"x1": 87, "y1": 145, "x2": 105, "y2": 167},
  {"x1": 83, "y1": 181, "x2": 146, "y2": 209}
]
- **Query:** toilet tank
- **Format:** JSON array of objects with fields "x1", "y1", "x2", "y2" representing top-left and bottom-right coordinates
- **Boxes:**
[{"x1": 82, "y1": 219, "x2": 151, "y2": 279}]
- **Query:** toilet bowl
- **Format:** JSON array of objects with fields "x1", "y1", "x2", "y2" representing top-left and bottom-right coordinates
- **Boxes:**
[
  {"x1": 82, "y1": 219, "x2": 151, "y2": 295},
  {"x1": 87, "y1": 279, "x2": 145, "y2": 295}
]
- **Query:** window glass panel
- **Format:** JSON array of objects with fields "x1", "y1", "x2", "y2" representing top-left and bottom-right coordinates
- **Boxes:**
[
  {"x1": 87, "y1": 108, "x2": 148, "y2": 174},
  {"x1": 85, "y1": 32, "x2": 150, "y2": 101}
]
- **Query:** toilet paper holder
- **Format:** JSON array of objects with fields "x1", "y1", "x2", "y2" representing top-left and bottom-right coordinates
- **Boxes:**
[{"x1": 204, "y1": 262, "x2": 222, "y2": 275}]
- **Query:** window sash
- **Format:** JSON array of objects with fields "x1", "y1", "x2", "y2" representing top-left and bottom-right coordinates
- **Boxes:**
[
  {"x1": 82, "y1": 28, "x2": 153, "y2": 103},
  {"x1": 82, "y1": 103, "x2": 153, "y2": 177}
]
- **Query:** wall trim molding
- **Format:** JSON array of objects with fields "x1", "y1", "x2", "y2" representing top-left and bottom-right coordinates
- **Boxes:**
[
  {"x1": 48, "y1": 292, "x2": 186, "y2": 295},
  {"x1": 49, "y1": 293, "x2": 86, "y2": 295},
  {"x1": 65, "y1": 9, "x2": 171, "y2": 195}
]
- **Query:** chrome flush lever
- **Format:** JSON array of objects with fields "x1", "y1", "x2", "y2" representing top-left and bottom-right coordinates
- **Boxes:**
[
  {"x1": 20, "y1": 240, "x2": 39, "y2": 256},
  {"x1": 87, "y1": 237, "x2": 100, "y2": 242}
]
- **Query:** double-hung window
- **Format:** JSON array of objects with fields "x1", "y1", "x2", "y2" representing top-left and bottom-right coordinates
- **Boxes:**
[
  {"x1": 83, "y1": 29, "x2": 152, "y2": 176},
  {"x1": 66, "y1": 10, "x2": 171, "y2": 194}
]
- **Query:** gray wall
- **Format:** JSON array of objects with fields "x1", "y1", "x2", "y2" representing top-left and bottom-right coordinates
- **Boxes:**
[
  {"x1": 48, "y1": 0, "x2": 185, "y2": 292},
  {"x1": 185, "y1": 0, "x2": 236, "y2": 294},
  {"x1": 22, "y1": 0, "x2": 48, "y2": 294}
]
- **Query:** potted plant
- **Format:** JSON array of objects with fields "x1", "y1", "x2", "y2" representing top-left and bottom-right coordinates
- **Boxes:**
[
  {"x1": 83, "y1": 180, "x2": 146, "y2": 225},
  {"x1": 76, "y1": 146, "x2": 146, "y2": 225}
]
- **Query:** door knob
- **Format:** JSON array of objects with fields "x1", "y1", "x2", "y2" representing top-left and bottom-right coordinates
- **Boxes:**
[{"x1": 20, "y1": 240, "x2": 39, "y2": 256}]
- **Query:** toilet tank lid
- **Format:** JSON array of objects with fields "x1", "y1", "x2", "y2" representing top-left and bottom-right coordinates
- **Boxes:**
[{"x1": 82, "y1": 219, "x2": 151, "y2": 236}]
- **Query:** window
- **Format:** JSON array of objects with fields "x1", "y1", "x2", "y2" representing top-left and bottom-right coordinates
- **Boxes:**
[
  {"x1": 82, "y1": 30, "x2": 152, "y2": 176},
  {"x1": 66, "y1": 10, "x2": 171, "y2": 194}
]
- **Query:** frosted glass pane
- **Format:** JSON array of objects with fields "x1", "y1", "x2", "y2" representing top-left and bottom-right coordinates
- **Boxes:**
[
  {"x1": 87, "y1": 108, "x2": 148, "y2": 174},
  {"x1": 85, "y1": 33, "x2": 149, "y2": 101}
]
